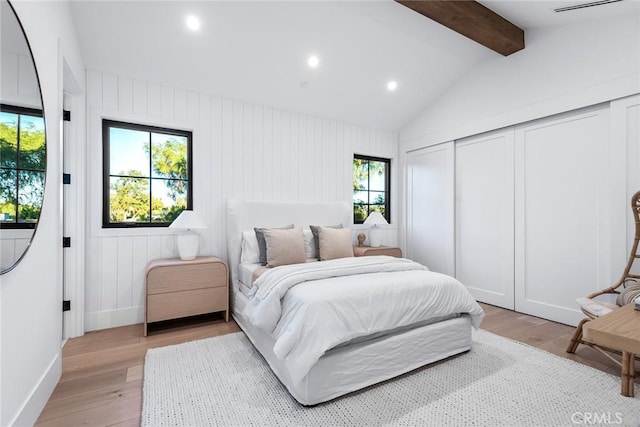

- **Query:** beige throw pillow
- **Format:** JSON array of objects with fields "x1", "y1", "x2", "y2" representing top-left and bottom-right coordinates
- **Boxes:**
[
  {"x1": 319, "y1": 227, "x2": 354, "y2": 261},
  {"x1": 263, "y1": 227, "x2": 307, "y2": 267}
]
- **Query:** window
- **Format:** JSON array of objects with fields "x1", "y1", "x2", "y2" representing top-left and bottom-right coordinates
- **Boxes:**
[
  {"x1": 103, "y1": 120, "x2": 192, "y2": 227},
  {"x1": 353, "y1": 154, "x2": 390, "y2": 224},
  {"x1": 0, "y1": 105, "x2": 46, "y2": 229}
]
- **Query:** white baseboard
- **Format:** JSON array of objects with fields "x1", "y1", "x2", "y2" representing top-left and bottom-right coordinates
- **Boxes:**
[
  {"x1": 9, "y1": 351, "x2": 61, "y2": 426},
  {"x1": 84, "y1": 306, "x2": 144, "y2": 331}
]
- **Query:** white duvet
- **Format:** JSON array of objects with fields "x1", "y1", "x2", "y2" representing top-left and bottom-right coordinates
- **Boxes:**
[{"x1": 243, "y1": 256, "x2": 484, "y2": 385}]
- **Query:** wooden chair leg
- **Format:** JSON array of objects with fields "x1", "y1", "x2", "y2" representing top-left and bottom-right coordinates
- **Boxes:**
[{"x1": 566, "y1": 318, "x2": 590, "y2": 354}]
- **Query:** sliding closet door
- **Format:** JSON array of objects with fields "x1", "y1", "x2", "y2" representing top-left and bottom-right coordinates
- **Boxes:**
[
  {"x1": 405, "y1": 142, "x2": 455, "y2": 276},
  {"x1": 612, "y1": 95, "x2": 640, "y2": 277},
  {"x1": 514, "y1": 106, "x2": 611, "y2": 326},
  {"x1": 456, "y1": 130, "x2": 515, "y2": 309}
]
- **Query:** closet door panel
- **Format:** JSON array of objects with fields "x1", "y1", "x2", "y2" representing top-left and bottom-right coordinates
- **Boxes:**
[
  {"x1": 406, "y1": 142, "x2": 455, "y2": 276},
  {"x1": 515, "y1": 106, "x2": 610, "y2": 326},
  {"x1": 456, "y1": 130, "x2": 514, "y2": 309}
]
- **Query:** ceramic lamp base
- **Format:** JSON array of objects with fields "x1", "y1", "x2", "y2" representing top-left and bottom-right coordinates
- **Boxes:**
[
  {"x1": 177, "y1": 230, "x2": 199, "y2": 260},
  {"x1": 368, "y1": 226, "x2": 382, "y2": 247}
]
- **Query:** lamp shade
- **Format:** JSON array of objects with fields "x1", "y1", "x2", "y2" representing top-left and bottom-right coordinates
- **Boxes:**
[
  {"x1": 364, "y1": 211, "x2": 387, "y2": 247},
  {"x1": 364, "y1": 211, "x2": 388, "y2": 226},
  {"x1": 169, "y1": 210, "x2": 207, "y2": 230}
]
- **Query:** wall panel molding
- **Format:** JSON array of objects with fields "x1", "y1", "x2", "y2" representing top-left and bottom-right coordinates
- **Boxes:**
[{"x1": 84, "y1": 69, "x2": 398, "y2": 331}]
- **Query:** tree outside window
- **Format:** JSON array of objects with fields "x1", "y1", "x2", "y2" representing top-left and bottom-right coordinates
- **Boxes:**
[
  {"x1": 0, "y1": 107, "x2": 46, "y2": 228},
  {"x1": 103, "y1": 120, "x2": 192, "y2": 227},
  {"x1": 353, "y1": 154, "x2": 390, "y2": 224}
]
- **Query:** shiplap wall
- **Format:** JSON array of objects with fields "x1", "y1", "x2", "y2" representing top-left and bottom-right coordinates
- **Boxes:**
[{"x1": 84, "y1": 70, "x2": 398, "y2": 331}]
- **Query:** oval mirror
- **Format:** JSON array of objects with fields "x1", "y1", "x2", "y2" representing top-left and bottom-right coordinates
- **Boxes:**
[{"x1": 0, "y1": 0, "x2": 46, "y2": 274}]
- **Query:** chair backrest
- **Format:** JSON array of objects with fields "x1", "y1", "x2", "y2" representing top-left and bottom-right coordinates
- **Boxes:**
[{"x1": 616, "y1": 191, "x2": 640, "y2": 290}]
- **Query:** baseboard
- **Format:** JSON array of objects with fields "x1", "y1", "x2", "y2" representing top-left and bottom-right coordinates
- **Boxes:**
[
  {"x1": 84, "y1": 306, "x2": 144, "y2": 331},
  {"x1": 9, "y1": 351, "x2": 61, "y2": 426}
]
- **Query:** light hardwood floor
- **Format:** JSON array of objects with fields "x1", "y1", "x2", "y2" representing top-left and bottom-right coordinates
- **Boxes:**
[{"x1": 35, "y1": 304, "x2": 637, "y2": 426}]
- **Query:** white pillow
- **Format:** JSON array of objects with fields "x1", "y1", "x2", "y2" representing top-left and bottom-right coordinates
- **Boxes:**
[
  {"x1": 302, "y1": 228, "x2": 317, "y2": 259},
  {"x1": 240, "y1": 230, "x2": 260, "y2": 264}
]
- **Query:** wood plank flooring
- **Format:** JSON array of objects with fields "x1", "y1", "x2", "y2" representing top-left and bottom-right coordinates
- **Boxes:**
[{"x1": 36, "y1": 304, "x2": 637, "y2": 426}]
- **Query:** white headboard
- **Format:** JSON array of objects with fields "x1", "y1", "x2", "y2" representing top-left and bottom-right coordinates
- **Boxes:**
[{"x1": 226, "y1": 199, "x2": 351, "y2": 287}]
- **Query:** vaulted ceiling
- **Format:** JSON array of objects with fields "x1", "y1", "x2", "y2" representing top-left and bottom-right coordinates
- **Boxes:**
[{"x1": 68, "y1": 0, "x2": 638, "y2": 131}]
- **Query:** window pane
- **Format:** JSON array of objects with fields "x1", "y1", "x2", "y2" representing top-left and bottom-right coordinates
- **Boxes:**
[
  {"x1": 353, "y1": 158, "x2": 369, "y2": 191},
  {"x1": 18, "y1": 115, "x2": 45, "y2": 170},
  {"x1": 368, "y1": 161, "x2": 386, "y2": 191},
  {"x1": 151, "y1": 179, "x2": 187, "y2": 223},
  {"x1": 353, "y1": 203, "x2": 368, "y2": 223},
  {"x1": 0, "y1": 112, "x2": 18, "y2": 168},
  {"x1": 353, "y1": 190, "x2": 368, "y2": 205},
  {"x1": 151, "y1": 133, "x2": 188, "y2": 180},
  {"x1": 109, "y1": 176, "x2": 150, "y2": 222},
  {"x1": 370, "y1": 191, "x2": 385, "y2": 205},
  {"x1": 109, "y1": 127, "x2": 150, "y2": 177},
  {"x1": 0, "y1": 168, "x2": 17, "y2": 222},
  {"x1": 17, "y1": 170, "x2": 44, "y2": 222}
]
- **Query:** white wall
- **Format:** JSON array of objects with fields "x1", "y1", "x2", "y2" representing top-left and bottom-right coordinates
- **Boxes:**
[
  {"x1": 84, "y1": 70, "x2": 399, "y2": 331},
  {"x1": 0, "y1": 1, "x2": 84, "y2": 425},
  {"x1": 400, "y1": 15, "x2": 640, "y2": 150}
]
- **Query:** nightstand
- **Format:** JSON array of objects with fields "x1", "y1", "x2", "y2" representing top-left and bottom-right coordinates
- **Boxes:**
[
  {"x1": 144, "y1": 256, "x2": 229, "y2": 336},
  {"x1": 353, "y1": 246, "x2": 402, "y2": 258}
]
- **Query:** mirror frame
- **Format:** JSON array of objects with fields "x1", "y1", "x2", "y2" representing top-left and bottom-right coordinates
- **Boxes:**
[{"x1": 0, "y1": 0, "x2": 47, "y2": 274}]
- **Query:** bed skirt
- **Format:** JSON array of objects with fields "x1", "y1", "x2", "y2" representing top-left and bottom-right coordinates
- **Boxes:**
[{"x1": 232, "y1": 292, "x2": 472, "y2": 405}]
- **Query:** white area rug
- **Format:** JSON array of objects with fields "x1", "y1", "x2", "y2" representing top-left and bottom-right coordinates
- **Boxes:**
[{"x1": 142, "y1": 329, "x2": 640, "y2": 426}]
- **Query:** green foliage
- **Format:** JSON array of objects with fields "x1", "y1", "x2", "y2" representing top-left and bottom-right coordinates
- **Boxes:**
[
  {"x1": 147, "y1": 136, "x2": 188, "y2": 200},
  {"x1": 0, "y1": 114, "x2": 46, "y2": 224},
  {"x1": 110, "y1": 172, "x2": 156, "y2": 222}
]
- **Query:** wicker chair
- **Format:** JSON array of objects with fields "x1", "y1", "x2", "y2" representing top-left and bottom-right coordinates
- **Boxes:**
[{"x1": 566, "y1": 190, "x2": 640, "y2": 355}]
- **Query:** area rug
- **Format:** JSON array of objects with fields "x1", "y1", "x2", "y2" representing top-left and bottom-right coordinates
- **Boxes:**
[{"x1": 142, "y1": 329, "x2": 640, "y2": 426}]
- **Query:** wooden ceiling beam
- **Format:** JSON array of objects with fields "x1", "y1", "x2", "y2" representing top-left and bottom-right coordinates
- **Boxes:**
[{"x1": 395, "y1": 0, "x2": 525, "y2": 56}]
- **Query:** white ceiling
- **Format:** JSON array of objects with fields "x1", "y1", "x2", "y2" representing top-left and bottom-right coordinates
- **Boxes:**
[{"x1": 68, "y1": 0, "x2": 639, "y2": 131}]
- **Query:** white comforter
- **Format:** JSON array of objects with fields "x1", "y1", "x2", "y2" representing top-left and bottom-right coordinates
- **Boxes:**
[{"x1": 243, "y1": 256, "x2": 484, "y2": 385}]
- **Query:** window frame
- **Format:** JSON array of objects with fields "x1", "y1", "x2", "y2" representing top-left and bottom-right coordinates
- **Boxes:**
[
  {"x1": 353, "y1": 154, "x2": 391, "y2": 225},
  {"x1": 0, "y1": 103, "x2": 46, "y2": 230},
  {"x1": 102, "y1": 119, "x2": 193, "y2": 228}
]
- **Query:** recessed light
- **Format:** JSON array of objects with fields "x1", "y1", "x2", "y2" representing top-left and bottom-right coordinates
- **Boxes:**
[
  {"x1": 387, "y1": 81, "x2": 398, "y2": 91},
  {"x1": 186, "y1": 15, "x2": 200, "y2": 31},
  {"x1": 308, "y1": 55, "x2": 319, "y2": 68}
]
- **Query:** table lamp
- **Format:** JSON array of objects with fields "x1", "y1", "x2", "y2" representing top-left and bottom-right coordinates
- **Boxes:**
[
  {"x1": 364, "y1": 211, "x2": 388, "y2": 247},
  {"x1": 169, "y1": 210, "x2": 207, "y2": 260}
]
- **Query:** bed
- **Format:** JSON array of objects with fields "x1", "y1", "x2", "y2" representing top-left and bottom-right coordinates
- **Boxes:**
[{"x1": 226, "y1": 199, "x2": 484, "y2": 405}]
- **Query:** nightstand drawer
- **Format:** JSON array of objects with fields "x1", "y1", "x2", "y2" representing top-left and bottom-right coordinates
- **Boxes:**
[
  {"x1": 147, "y1": 287, "x2": 227, "y2": 323},
  {"x1": 147, "y1": 262, "x2": 227, "y2": 294}
]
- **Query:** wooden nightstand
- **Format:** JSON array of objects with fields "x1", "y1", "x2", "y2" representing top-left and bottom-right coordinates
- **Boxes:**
[
  {"x1": 144, "y1": 256, "x2": 229, "y2": 336},
  {"x1": 353, "y1": 246, "x2": 402, "y2": 258}
]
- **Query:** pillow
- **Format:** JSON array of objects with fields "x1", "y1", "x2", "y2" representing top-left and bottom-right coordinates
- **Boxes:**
[
  {"x1": 240, "y1": 231, "x2": 260, "y2": 264},
  {"x1": 318, "y1": 227, "x2": 354, "y2": 261},
  {"x1": 616, "y1": 284, "x2": 640, "y2": 306},
  {"x1": 310, "y1": 224, "x2": 342, "y2": 259},
  {"x1": 302, "y1": 228, "x2": 317, "y2": 259},
  {"x1": 255, "y1": 224, "x2": 294, "y2": 265},
  {"x1": 263, "y1": 228, "x2": 306, "y2": 267}
]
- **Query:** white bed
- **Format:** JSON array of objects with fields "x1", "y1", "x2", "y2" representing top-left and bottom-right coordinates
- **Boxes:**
[{"x1": 226, "y1": 199, "x2": 483, "y2": 405}]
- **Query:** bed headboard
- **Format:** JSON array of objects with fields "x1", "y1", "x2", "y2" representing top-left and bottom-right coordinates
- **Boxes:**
[{"x1": 226, "y1": 199, "x2": 351, "y2": 288}]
